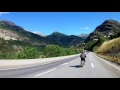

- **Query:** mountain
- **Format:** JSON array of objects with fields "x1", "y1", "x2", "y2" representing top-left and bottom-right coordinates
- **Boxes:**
[
  {"x1": 78, "y1": 34, "x2": 89, "y2": 39},
  {"x1": 33, "y1": 32, "x2": 46, "y2": 37},
  {"x1": 0, "y1": 20, "x2": 47, "y2": 45},
  {"x1": 0, "y1": 20, "x2": 86, "y2": 53},
  {"x1": 84, "y1": 19, "x2": 120, "y2": 43},
  {"x1": 46, "y1": 31, "x2": 85, "y2": 47}
]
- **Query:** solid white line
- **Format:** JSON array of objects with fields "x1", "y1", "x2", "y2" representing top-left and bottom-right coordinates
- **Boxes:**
[
  {"x1": 91, "y1": 63, "x2": 94, "y2": 68},
  {"x1": 61, "y1": 63, "x2": 68, "y2": 65},
  {"x1": 0, "y1": 62, "x2": 51, "y2": 71},
  {"x1": 68, "y1": 60, "x2": 74, "y2": 63},
  {"x1": 93, "y1": 53, "x2": 120, "y2": 71},
  {"x1": 34, "y1": 68, "x2": 56, "y2": 77}
]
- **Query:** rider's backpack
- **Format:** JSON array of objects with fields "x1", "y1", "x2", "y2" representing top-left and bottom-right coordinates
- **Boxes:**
[{"x1": 80, "y1": 54, "x2": 86, "y2": 59}]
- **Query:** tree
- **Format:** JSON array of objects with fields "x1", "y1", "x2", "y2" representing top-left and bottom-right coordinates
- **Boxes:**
[
  {"x1": 65, "y1": 48, "x2": 75, "y2": 55},
  {"x1": 98, "y1": 33, "x2": 106, "y2": 44},
  {"x1": 84, "y1": 41, "x2": 98, "y2": 51},
  {"x1": 44, "y1": 44, "x2": 61, "y2": 57},
  {"x1": 43, "y1": 44, "x2": 77, "y2": 58},
  {"x1": 59, "y1": 47, "x2": 67, "y2": 56},
  {"x1": 17, "y1": 46, "x2": 40, "y2": 59}
]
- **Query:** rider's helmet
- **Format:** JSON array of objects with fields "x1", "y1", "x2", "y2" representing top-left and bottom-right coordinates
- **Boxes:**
[{"x1": 82, "y1": 52, "x2": 84, "y2": 54}]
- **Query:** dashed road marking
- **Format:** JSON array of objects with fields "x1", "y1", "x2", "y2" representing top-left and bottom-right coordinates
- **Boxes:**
[
  {"x1": 91, "y1": 63, "x2": 94, "y2": 68},
  {"x1": 90, "y1": 59, "x2": 91, "y2": 61},
  {"x1": 34, "y1": 68, "x2": 56, "y2": 77}
]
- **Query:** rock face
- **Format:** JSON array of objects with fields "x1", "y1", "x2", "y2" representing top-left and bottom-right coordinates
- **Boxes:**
[
  {"x1": 85, "y1": 19, "x2": 120, "y2": 43},
  {"x1": 0, "y1": 20, "x2": 30, "y2": 41},
  {"x1": 0, "y1": 29, "x2": 18, "y2": 40},
  {"x1": 0, "y1": 28, "x2": 30, "y2": 41}
]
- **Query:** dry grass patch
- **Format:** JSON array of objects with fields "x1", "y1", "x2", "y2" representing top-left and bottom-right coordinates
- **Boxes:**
[
  {"x1": 96, "y1": 53, "x2": 120, "y2": 64},
  {"x1": 95, "y1": 37, "x2": 120, "y2": 64}
]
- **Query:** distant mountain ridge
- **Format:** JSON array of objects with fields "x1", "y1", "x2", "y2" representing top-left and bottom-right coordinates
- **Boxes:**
[
  {"x1": 78, "y1": 34, "x2": 89, "y2": 37},
  {"x1": 46, "y1": 32, "x2": 86, "y2": 47},
  {"x1": 0, "y1": 20, "x2": 86, "y2": 48},
  {"x1": 0, "y1": 20, "x2": 16, "y2": 26},
  {"x1": 78, "y1": 34, "x2": 89, "y2": 40}
]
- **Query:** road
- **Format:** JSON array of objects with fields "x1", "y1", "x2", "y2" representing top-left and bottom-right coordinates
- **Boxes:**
[{"x1": 0, "y1": 52, "x2": 120, "y2": 78}]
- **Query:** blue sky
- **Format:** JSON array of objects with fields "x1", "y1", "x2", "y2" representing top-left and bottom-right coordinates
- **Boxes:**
[{"x1": 0, "y1": 12, "x2": 120, "y2": 36}]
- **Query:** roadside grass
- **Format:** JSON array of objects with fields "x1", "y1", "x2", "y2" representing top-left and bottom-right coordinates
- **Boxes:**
[
  {"x1": 96, "y1": 37, "x2": 120, "y2": 53},
  {"x1": 95, "y1": 53, "x2": 120, "y2": 64},
  {"x1": 95, "y1": 37, "x2": 120, "y2": 64}
]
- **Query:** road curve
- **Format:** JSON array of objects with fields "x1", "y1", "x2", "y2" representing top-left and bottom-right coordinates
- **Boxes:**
[{"x1": 0, "y1": 52, "x2": 120, "y2": 78}]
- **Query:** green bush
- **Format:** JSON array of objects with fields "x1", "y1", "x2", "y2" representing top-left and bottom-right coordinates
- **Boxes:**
[
  {"x1": 44, "y1": 44, "x2": 61, "y2": 57},
  {"x1": 97, "y1": 33, "x2": 106, "y2": 44},
  {"x1": 75, "y1": 49, "x2": 82, "y2": 54},
  {"x1": 65, "y1": 48, "x2": 75, "y2": 55},
  {"x1": 43, "y1": 44, "x2": 76, "y2": 58},
  {"x1": 17, "y1": 46, "x2": 40, "y2": 59},
  {"x1": 84, "y1": 33, "x2": 107, "y2": 51},
  {"x1": 84, "y1": 41, "x2": 97, "y2": 51}
]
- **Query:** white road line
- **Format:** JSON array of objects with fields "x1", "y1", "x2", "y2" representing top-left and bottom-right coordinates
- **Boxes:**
[
  {"x1": 0, "y1": 62, "x2": 52, "y2": 71},
  {"x1": 68, "y1": 60, "x2": 74, "y2": 63},
  {"x1": 61, "y1": 63, "x2": 68, "y2": 65},
  {"x1": 90, "y1": 58, "x2": 91, "y2": 61},
  {"x1": 34, "y1": 68, "x2": 56, "y2": 77},
  {"x1": 91, "y1": 63, "x2": 94, "y2": 68}
]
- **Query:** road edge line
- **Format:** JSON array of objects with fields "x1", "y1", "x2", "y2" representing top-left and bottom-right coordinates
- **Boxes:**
[{"x1": 92, "y1": 52, "x2": 120, "y2": 71}]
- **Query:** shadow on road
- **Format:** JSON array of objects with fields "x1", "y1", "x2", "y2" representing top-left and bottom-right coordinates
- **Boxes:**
[{"x1": 70, "y1": 65, "x2": 83, "y2": 68}]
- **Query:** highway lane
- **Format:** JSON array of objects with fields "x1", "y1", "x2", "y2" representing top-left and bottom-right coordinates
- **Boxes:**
[
  {"x1": 34, "y1": 52, "x2": 120, "y2": 78},
  {"x1": 0, "y1": 52, "x2": 120, "y2": 78},
  {"x1": 0, "y1": 56, "x2": 78, "y2": 78}
]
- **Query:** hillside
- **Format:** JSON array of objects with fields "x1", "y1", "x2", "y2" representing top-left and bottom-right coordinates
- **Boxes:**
[
  {"x1": 83, "y1": 19, "x2": 120, "y2": 64},
  {"x1": 0, "y1": 20, "x2": 86, "y2": 58},
  {"x1": 0, "y1": 20, "x2": 47, "y2": 45},
  {"x1": 0, "y1": 20, "x2": 86, "y2": 47},
  {"x1": 95, "y1": 37, "x2": 120, "y2": 64},
  {"x1": 85, "y1": 19, "x2": 120, "y2": 43}
]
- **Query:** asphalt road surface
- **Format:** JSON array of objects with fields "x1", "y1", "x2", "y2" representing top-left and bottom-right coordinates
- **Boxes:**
[{"x1": 0, "y1": 52, "x2": 120, "y2": 78}]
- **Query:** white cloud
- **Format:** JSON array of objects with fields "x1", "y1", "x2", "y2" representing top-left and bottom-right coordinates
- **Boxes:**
[
  {"x1": 0, "y1": 12, "x2": 10, "y2": 16},
  {"x1": 80, "y1": 27, "x2": 89, "y2": 30}
]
